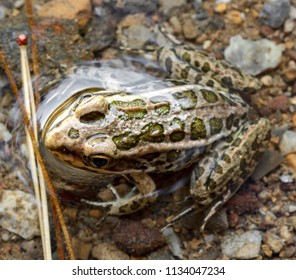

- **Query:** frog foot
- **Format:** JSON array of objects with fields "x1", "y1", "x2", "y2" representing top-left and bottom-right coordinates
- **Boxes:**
[{"x1": 81, "y1": 173, "x2": 157, "y2": 215}]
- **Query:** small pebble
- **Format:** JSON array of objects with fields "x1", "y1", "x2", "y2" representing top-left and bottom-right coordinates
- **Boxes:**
[
  {"x1": 221, "y1": 230, "x2": 263, "y2": 259},
  {"x1": 258, "y1": 189, "x2": 272, "y2": 203},
  {"x1": 169, "y1": 16, "x2": 182, "y2": 33},
  {"x1": 264, "y1": 210, "x2": 277, "y2": 226},
  {"x1": 159, "y1": 0, "x2": 187, "y2": 16},
  {"x1": 115, "y1": 0, "x2": 157, "y2": 14},
  {"x1": 285, "y1": 41, "x2": 295, "y2": 50},
  {"x1": 261, "y1": 75, "x2": 273, "y2": 86},
  {"x1": 215, "y1": 3, "x2": 228, "y2": 14},
  {"x1": 279, "y1": 225, "x2": 293, "y2": 241},
  {"x1": 226, "y1": 10, "x2": 243, "y2": 25},
  {"x1": 203, "y1": 40, "x2": 212, "y2": 50},
  {"x1": 89, "y1": 209, "x2": 104, "y2": 219},
  {"x1": 0, "y1": 123, "x2": 12, "y2": 142},
  {"x1": 289, "y1": 5, "x2": 296, "y2": 19},
  {"x1": 260, "y1": 0, "x2": 291, "y2": 29},
  {"x1": 263, "y1": 231, "x2": 284, "y2": 254},
  {"x1": 182, "y1": 18, "x2": 199, "y2": 40},
  {"x1": 63, "y1": 207, "x2": 78, "y2": 222},
  {"x1": 268, "y1": 95, "x2": 289, "y2": 111},
  {"x1": 72, "y1": 237, "x2": 92, "y2": 260},
  {"x1": 286, "y1": 50, "x2": 296, "y2": 61},
  {"x1": 279, "y1": 246, "x2": 296, "y2": 258},
  {"x1": 38, "y1": 0, "x2": 91, "y2": 27},
  {"x1": 126, "y1": 25, "x2": 152, "y2": 49},
  {"x1": 287, "y1": 216, "x2": 296, "y2": 229},
  {"x1": 14, "y1": 0, "x2": 24, "y2": 9},
  {"x1": 227, "y1": 211, "x2": 240, "y2": 228},
  {"x1": 279, "y1": 174, "x2": 294, "y2": 183},
  {"x1": 279, "y1": 130, "x2": 296, "y2": 155},
  {"x1": 283, "y1": 69, "x2": 296, "y2": 83},
  {"x1": 287, "y1": 204, "x2": 296, "y2": 213},
  {"x1": 284, "y1": 18, "x2": 295, "y2": 32},
  {"x1": 262, "y1": 244, "x2": 273, "y2": 257}
]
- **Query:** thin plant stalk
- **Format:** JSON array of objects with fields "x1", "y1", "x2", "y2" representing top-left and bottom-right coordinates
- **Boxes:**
[
  {"x1": 25, "y1": 0, "x2": 40, "y2": 105},
  {"x1": 19, "y1": 42, "x2": 52, "y2": 260},
  {"x1": 0, "y1": 42, "x2": 75, "y2": 260}
]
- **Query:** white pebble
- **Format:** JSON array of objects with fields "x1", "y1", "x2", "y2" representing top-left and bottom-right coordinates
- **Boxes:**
[
  {"x1": 0, "y1": 190, "x2": 39, "y2": 239},
  {"x1": 0, "y1": 123, "x2": 12, "y2": 142},
  {"x1": 284, "y1": 18, "x2": 295, "y2": 33}
]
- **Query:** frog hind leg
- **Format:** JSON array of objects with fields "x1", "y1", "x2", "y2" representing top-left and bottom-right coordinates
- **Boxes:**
[
  {"x1": 157, "y1": 46, "x2": 261, "y2": 93},
  {"x1": 190, "y1": 118, "x2": 270, "y2": 231}
]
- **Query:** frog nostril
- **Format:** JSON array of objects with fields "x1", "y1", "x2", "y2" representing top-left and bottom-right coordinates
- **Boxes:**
[{"x1": 79, "y1": 111, "x2": 105, "y2": 123}]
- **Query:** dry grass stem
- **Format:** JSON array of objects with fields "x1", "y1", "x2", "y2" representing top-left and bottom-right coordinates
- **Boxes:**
[
  {"x1": 0, "y1": 43, "x2": 75, "y2": 260},
  {"x1": 20, "y1": 44, "x2": 52, "y2": 260}
]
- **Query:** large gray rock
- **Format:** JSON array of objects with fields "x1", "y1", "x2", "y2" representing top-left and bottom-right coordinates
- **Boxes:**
[
  {"x1": 225, "y1": 35, "x2": 284, "y2": 75},
  {"x1": 0, "y1": 190, "x2": 40, "y2": 239}
]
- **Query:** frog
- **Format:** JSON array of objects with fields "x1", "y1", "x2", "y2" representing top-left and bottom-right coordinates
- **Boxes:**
[{"x1": 43, "y1": 46, "x2": 271, "y2": 230}]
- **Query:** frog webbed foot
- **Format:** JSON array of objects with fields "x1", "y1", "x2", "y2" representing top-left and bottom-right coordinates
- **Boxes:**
[{"x1": 81, "y1": 173, "x2": 157, "y2": 215}]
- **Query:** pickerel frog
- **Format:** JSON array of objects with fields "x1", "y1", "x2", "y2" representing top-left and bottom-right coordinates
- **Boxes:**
[{"x1": 43, "y1": 46, "x2": 271, "y2": 229}]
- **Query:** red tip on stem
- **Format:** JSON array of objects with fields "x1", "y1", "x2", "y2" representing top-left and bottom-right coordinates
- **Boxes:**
[{"x1": 17, "y1": 34, "x2": 28, "y2": 46}]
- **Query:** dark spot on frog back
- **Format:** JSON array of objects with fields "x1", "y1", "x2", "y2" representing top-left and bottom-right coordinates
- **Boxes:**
[
  {"x1": 190, "y1": 118, "x2": 207, "y2": 140},
  {"x1": 221, "y1": 76, "x2": 233, "y2": 88},
  {"x1": 201, "y1": 62, "x2": 211, "y2": 73},
  {"x1": 182, "y1": 52, "x2": 191, "y2": 63},
  {"x1": 209, "y1": 117, "x2": 223, "y2": 135},
  {"x1": 165, "y1": 56, "x2": 173, "y2": 74},
  {"x1": 206, "y1": 80, "x2": 215, "y2": 88},
  {"x1": 112, "y1": 132, "x2": 140, "y2": 150},
  {"x1": 201, "y1": 89, "x2": 219, "y2": 103},
  {"x1": 141, "y1": 123, "x2": 165, "y2": 143},
  {"x1": 226, "y1": 114, "x2": 234, "y2": 130}
]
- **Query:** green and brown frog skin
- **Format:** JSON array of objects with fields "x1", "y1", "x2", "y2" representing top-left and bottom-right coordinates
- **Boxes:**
[{"x1": 43, "y1": 46, "x2": 271, "y2": 229}]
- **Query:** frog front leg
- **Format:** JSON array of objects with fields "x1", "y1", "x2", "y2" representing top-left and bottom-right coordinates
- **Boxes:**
[
  {"x1": 189, "y1": 118, "x2": 270, "y2": 231},
  {"x1": 81, "y1": 172, "x2": 157, "y2": 215}
]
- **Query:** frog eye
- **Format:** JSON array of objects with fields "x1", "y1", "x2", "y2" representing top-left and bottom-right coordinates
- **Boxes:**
[{"x1": 83, "y1": 155, "x2": 112, "y2": 168}]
